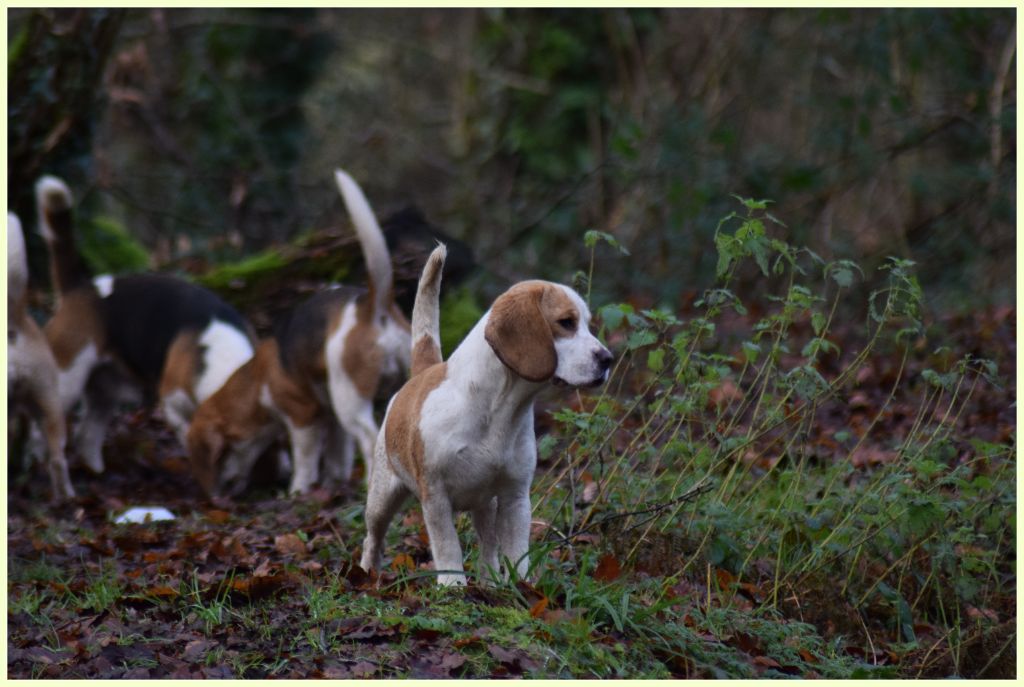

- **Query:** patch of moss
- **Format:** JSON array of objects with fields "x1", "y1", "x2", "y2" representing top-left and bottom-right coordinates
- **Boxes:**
[
  {"x1": 79, "y1": 215, "x2": 150, "y2": 274},
  {"x1": 440, "y1": 287, "x2": 484, "y2": 356},
  {"x1": 196, "y1": 250, "x2": 289, "y2": 290}
]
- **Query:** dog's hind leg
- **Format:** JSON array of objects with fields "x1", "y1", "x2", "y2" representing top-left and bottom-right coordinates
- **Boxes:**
[
  {"x1": 322, "y1": 421, "x2": 355, "y2": 485},
  {"x1": 21, "y1": 331, "x2": 75, "y2": 500},
  {"x1": 285, "y1": 419, "x2": 326, "y2": 495},
  {"x1": 38, "y1": 379, "x2": 74, "y2": 501},
  {"x1": 326, "y1": 380, "x2": 379, "y2": 484},
  {"x1": 360, "y1": 441, "x2": 410, "y2": 573}
]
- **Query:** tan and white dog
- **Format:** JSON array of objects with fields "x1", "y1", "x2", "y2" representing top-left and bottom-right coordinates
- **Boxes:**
[
  {"x1": 36, "y1": 175, "x2": 256, "y2": 473},
  {"x1": 7, "y1": 212, "x2": 75, "y2": 501},
  {"x1": 186, "y1": 169, "x2": 412, "y2": 497},
  {"x1": 361, "y1": 246, "x2": 614, "y2": 585}
]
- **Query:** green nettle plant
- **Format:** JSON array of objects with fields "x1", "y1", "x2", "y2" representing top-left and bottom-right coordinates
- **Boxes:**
[{"x1": 528, "y1": 197, "x2": 1014, "y2": 676}]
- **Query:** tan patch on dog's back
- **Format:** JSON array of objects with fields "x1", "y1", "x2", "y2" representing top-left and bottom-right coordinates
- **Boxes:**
[
  {"x1": 340, "y1": 296, "x2": 412, "y2": 400},
  {"x1": 159, "y1": 331, "x2": 201, "y2": 401},
  {"x1": 266, "y1": 339, "x2": 322, "y2": 428},
  {"x1": 411, "y1": 335, "x2": 441, "y2": 374},
  {"x1": 341, "y1": 318, "x2": 383, "y2": 400},
  {"x1": 44, "y1": 289, "x2": 106, "y2": 368},
  {"x1": 384, "y1": 362, "x2": 448, "y2": 494}
]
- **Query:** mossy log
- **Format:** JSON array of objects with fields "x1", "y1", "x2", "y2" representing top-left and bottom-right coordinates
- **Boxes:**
[{"x1": 181, "y1": 209, "x2": 475, "y2": 337}]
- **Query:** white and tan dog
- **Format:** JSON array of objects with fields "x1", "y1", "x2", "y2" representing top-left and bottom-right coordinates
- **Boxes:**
[
  {"x1": 361, "y1": 246, "x2": 613, "y2": 585},
  {"x1": 7, "y1": 212, "x2": 75, "y2": 501},
  {"x1": 186, "y1": 169, "x2": 412, "y2": 496}
]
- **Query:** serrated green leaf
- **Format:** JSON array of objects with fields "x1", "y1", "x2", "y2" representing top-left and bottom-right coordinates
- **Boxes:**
[
  {"x1": 598, "y1": 303, "x2": 627, "y2": 331},
  {"x1": 741, "y1": 341, "x2": 760, "y2": 363},
  {"x1": 811, "y1": 311, "x2": 826, "y2": 336},
  {"x1": 626, "y1": 329, "x2": 658, "y2": 351},
  {"x1": 831, "y1": 266, "x2": 854, "y2": 288}
]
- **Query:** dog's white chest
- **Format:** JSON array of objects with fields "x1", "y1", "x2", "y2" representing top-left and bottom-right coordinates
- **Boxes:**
[{"x1": 418, "y1": 393, "x2": 536, "y2": 511}]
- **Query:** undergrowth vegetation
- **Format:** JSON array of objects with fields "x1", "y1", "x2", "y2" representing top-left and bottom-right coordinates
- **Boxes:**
[{"x1": 519, "y1": 197, "x2": 1015, "y2": 677}]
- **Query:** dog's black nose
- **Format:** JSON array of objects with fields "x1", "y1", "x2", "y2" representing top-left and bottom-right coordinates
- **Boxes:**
[{"x1": 594, "y1": 347, "x2": 613, "y2": 372}]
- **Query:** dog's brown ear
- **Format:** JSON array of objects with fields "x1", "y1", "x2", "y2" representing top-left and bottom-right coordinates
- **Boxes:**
[
  {"x1": 187, "y1": 424, "x2": 223, "y2": 498},
  {"x1": 485, "y1": 285, "x2": 556, "y2": 382}
]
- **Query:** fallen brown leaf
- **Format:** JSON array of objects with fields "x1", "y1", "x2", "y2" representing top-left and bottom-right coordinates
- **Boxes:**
[
  {"x1": 205, "y1": 509, "x2": 231, "y2": 524},
  {"x1": 593, "y1": 553, "x2": 621, "y2": 582},
  {"x1": 391, "y1": 552, "x2": 415, "y2": 572},
  {"x1": 274, "y1": 533, "x2": 307, "y2": 558},
  {"x1": 799, "y1": 648, "x2": 819, "y2": 664},
  {"x1": 753, "y1": 655, "x2": 781, "y2": 668}
]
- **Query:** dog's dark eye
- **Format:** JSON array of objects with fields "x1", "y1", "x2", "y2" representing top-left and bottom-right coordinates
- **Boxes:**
[{"x1": 557, "y1": 317, "x2": 577, "y2": 330}]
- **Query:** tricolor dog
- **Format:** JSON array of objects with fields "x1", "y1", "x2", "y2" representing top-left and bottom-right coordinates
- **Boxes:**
[
  {"x1": 7, "y1": 211, "x2": 75, "y2": 501},
  {"x1": 361, "y1": 246, "x2": 614, "y2": 585},
  {"x1": 186, "y1": 169, "x2": 411, "y2": 497},
  {"x1": 36, "y1": 175, "x2": 255, "y2": 473}
]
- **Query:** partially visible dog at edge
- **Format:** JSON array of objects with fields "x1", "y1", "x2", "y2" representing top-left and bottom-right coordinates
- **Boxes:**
[
  {"x1": 36, "y1": 175, "x2": 256, "y2": 474},
  {"x1": 361, "y1": 245, "x2": 614, "y2": 585},
  {"x1": 186, "y1": 168, "x2": 412, "y2": 497},
  {"x1": 8, "y1": 211, "x2": 75, "y2": 501}
]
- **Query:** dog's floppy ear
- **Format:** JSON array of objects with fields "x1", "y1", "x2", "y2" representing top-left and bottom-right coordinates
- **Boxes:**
[
  {"x1": 485, "y1": 285, "x2": 556, "y2": 382},
  {"x1": 187, "y1": 423, "x2": 224, "y2": 498}
]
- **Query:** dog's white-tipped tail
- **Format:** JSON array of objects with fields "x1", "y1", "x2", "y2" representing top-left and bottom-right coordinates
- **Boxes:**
[
  {"x1": 334, "y1": 168, "x2": 393, "y2": 318},
  {"x1": 8, "y1": 212, "x2": 29, "y2": 312},
  {"x1": 34, "y1": 175, "x2": 73, "y2": 243},
  {"x1": 34, "y1": 174, "x2": 89, "y2": 296},
  {"x1": 410, "y1": 244, "x2": 447, "y2": 376}
]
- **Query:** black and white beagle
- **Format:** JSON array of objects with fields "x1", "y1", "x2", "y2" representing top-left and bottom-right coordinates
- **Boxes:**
[{"x1": 36, "y1": 175, "x2": 256, "y2": 473}]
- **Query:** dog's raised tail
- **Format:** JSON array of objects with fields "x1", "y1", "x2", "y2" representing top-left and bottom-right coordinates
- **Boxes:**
[
  {"x1": 35, "y1": 175, "x2": 91, "y2": 296},
  {"x1": 410, "y1": 244, "x2": 446, "y2": 376},
  {"x1": 8, "y1": 212, "x2": 29, "y2": 314},
  {"x1": 334, "y1": 168, "x2": 393, "y2": 318}
]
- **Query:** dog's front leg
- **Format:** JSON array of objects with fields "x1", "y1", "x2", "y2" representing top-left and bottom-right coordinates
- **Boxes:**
[
  {"x1": 497, "y1": 487, "x2": 533, "y2": 580},
  {"x1": 159, "y1": 389, "x2": 195, "y2": 449},
  {"x1": 421, "y1": 490, "x2": 466, "y2": 586},
  {"x1": 76, "y1": 379, "x2": 117, "y2": 474},
  {"x1": 472, "y1": 497, "x2": 499, "y2": 584},
  {"x1": 77, "y1": 365, "x2": 140, "y2": 474}
]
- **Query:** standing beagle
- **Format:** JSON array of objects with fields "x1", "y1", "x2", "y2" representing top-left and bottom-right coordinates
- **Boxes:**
[
  {"x1": 7, "y1": 212, "x2": 75, "y2": 501},
  {"x1": 361, "y1": 246, "x2": 614, "y2": 585},
  {"x1": 186, "y1": 169, "x2": 411, "y2": 497},
  {"x1": 36, "y1": 175, "x2": 256, "y2": 473}
]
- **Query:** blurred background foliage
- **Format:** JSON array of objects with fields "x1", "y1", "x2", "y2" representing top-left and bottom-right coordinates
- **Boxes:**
[{"x1": 7, "y1": 7, "x2": 1016, "y2": 314}]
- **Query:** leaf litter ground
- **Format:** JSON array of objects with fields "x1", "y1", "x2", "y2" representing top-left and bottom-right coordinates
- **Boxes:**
[{"x1": 7, "y1": 306, "x2": 1016, "y2": 678}]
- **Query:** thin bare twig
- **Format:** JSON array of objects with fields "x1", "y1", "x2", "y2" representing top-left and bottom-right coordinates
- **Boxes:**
[{"x1": 552, "y1": 477, "x2": 713, "y2": 545}]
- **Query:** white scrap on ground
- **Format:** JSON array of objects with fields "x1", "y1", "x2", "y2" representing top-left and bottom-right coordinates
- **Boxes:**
[{"x1": 114, "y1": 506, "x2": 176, "y2": 524}]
